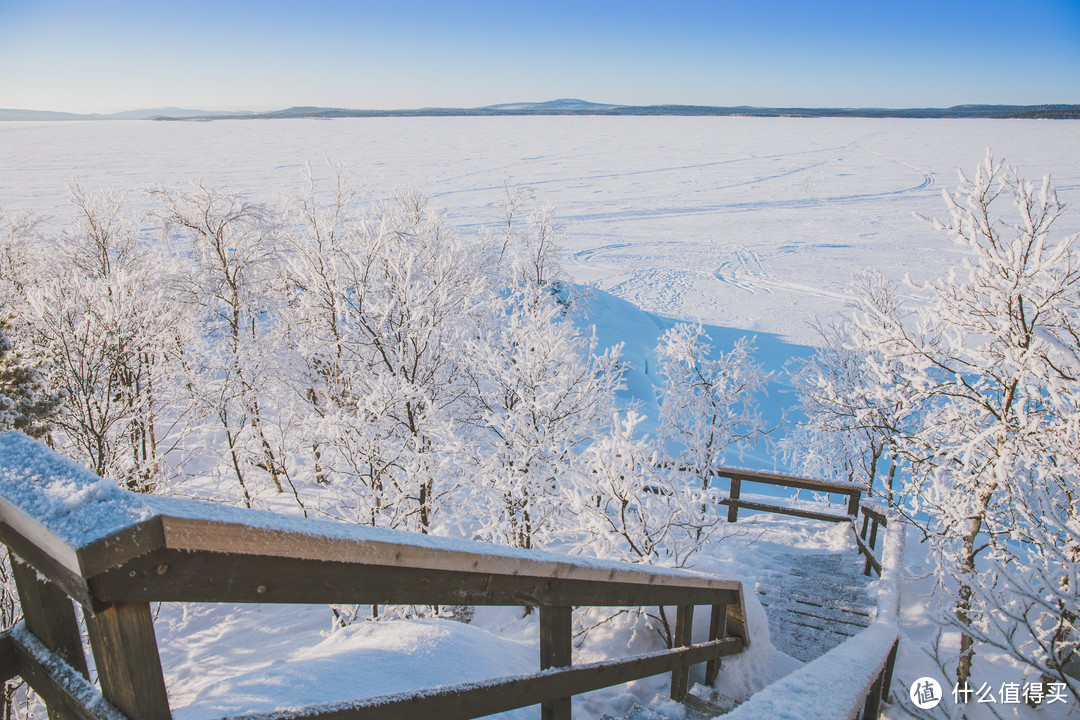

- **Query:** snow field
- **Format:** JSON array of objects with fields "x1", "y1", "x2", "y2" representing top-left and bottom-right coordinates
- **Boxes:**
[{"x1": 2, "y1": 117, "x2": 1077, "y2": 344}]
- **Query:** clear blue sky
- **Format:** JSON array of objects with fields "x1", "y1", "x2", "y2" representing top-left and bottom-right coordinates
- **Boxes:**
[{"x1": 2, "y1": 0, "x2": 1078, "y2": 113}]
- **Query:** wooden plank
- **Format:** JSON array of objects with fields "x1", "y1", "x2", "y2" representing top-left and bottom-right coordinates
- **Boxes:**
[
  {"x1": 0, "y1": 524, "x2": 92, "y2": 608},
  {"x1": 727, "y1": 477, "x2": 741, "y2": 523},
  {"x1": 0, "y1": 496, "x2": 82, "y2": 577},
  {"x1": 220, "y1": 637, "x2": 745, "y2": 720},
  {"x1": 540, "y1": 606, "x2": 572, "y2": 720},
  {"x1": 712, "y1": 468, "x2": 864, "y2": 495},
  {"x1": 11, "y1": 555, "x2": 89, "y2": 681},
  {"x1": 845, "y1": 490, "x2": 861, "y2": 518},
  {"x1": 75, "y1": 516, "x2": 165, "y2": 579},
  {"x1": 717, "y1": 498, "x2": 850, "y2": 524},
  {"x1": 705, "y1": 603, "x2": 728, "y2": 686},
  {"x1": 859, "y1": 502, "x2": 889, "y2": 526},
  {"x1": 854, "y1": 533, "x2": 882, "y2": 576},
  {"x1": 670, "y1": 605, "x2": 693, "y2": 701},
  {"x1": 7, "y1": 627, "x2": 126, "y2": 720},
  {"x1": 88, "y1": 548, "x2": 742, "y2": 608},
  {"x1": 84, "y1": 602, "x2": 171, "y2": 720},
  {"x1": 726, "y1": 598, "x2": 748, "y2": 648},
  {"x1": 156, "y1": 516, "x2": 732, "y2": 594}
]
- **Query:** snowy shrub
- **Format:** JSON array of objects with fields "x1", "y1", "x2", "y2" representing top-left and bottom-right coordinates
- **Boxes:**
[
  {"x1": 783, "y1": 274, "x2": 909, "y2": 500},
  {"x1": 570, "y1": 411, "x2": 718, "y2": 568},
  {"x1": 656, "y1": 324, "x2": 769, "y2": 489}
]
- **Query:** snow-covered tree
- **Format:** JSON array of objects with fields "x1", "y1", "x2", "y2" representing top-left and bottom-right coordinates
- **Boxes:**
[
  {"x1": 785, "y1": 273, "x2": 909, "y2": 499},
  {"x1": 0, "y1": 208, "x2": 41, "y2": 310},
  {"x1": 846, "y1": 152, "x2": 1079, "y2": 694},
  {"x1": 464, "y1": 283, "x2": 623, "y2": 549},
  {"x1": 0, "y1": 320, "x2": 58, "y2": 439},
  {"x1": 20, "y1": 187, "x2": 187, "y2": 491},
  {"x1": 283, "y1": 182, "x2": 490, "y2": 533},
  {"x1": 495, "y1": 178, "x2": 535, "y2": 263},
  {"x1": 656, "y1": 324, "x2": 769, "y2": 491},
  {"x1": 153, "y1": 182, "x2": 294, "y2": 506},
  {"x1": 276, "y1": 164, "x2": 365, "y2": 489}
]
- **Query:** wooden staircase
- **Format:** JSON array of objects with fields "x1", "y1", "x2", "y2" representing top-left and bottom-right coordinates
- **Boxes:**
[{"x1": 754, "y1": 550, "x2": 875, "y2": 662}]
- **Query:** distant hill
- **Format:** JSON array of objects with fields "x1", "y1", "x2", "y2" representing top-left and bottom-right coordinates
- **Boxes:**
[
  {"x1": 0, "y1": 107, "x2": 251, "y2": 121},
  {"x1": 0, "y1": 108, "x2": 92, "y2": 121},
  {"x1": 482, "y1": 99, "x2": 621, "y2": 112},
  {"x1": 153, "y1": 102, "x2": 1080, "y2": 121},
  {"x1": 3, "y1": 101, "x2": 1078, "y2": 122}
]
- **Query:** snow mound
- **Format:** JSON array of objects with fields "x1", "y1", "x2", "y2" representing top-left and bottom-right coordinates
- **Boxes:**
[{"x1": 176, "y1": 617, "x2": 536, "y2": 720}]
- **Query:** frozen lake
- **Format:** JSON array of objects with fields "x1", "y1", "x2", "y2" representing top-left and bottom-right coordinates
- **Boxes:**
[{"x1": 2, "y1": 116, "x2": 1078, "y2": 343}]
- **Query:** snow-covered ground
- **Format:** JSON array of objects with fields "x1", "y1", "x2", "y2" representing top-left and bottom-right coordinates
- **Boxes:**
[
  {"x1": 2, "y1": 117, "x2": 1078, "y2": 344},
  {"x1": 3, "y1": 117, "x2": 1078, "y2": 717}
]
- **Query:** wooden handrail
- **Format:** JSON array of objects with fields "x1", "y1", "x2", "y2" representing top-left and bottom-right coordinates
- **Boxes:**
[
  {"x1": 709, "y1": 465, "x2": 866, "y2": 523},
  {"x1": 712, "y1": 466, "x2": 866, "y2": 495},
  {"x1": 0, "y1": 431, "x2": 749, "y2": 720},
  {"x1": 856, "y1": 499, "x2": 890, "y2": 577}
]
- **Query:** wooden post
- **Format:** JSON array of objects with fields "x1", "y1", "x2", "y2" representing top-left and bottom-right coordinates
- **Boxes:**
[
  {"x1": 540, "y1": 605, "x2": 572, "y2": 720},
  {"x1": 846, "y1": 489, "x2": 861, "y2": 518},
  {"x1": 11, "y1": 556, "x2": 88, "y2": 679},
  {"x1": 670, "y1": 605, "x2": 693, "y2": 701},
  {"x1": 860, "y1": 513, "x2": 870, "y2": 540},
  {"x1": 863, "y1": 516, "x2": 880, "y2": 576},
  {"x1": 727, "y1": 477, "x2": 741, "y2": 523},
  {"x1": 85, "y1": 602, "x2": 172, "y2": 720},
  {"x1": 705, "y1": 603, "x2": 728, "y2": 686},
  {"x1": 881, "y1": 638, "x2": 899, "y2": 703},
  {"x1": 862, "y1": 666, "x2": 886, "y2": 719},
  {"x1": 867, "y1": 517, "x2": 880, "y2": 551},
  {"x1": 11, "y1": 555, "x2": 90, "y2": 720}
]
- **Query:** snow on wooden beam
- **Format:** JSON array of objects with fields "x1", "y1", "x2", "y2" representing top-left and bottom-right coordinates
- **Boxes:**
[
  {"x1": 4, "y1": 623, "x2": 127, "y2": 720},
  {"x1": 723, "y1": 622, "x2": 899, "y2": 720},
  {"x1": 0, "y1": 432, "x2": 742, "y2": 602}
]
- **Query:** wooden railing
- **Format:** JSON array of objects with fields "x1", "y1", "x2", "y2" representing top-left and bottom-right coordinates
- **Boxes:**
[
  {"x1": 712, "y1": 466, "x2": 864, "y2": 523},
  {"x1": 0, "y1": 431, "x2": 749, "y2": 720},
  {"x1": 712, "y1": 466, "x2": 889, "y2": 577},
  {"x1": 855, "y1": 500, "x2": 889, "y2": 576}
]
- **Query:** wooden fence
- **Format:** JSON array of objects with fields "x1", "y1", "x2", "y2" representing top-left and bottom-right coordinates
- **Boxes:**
[
  {"x1": 710, "y1": 466, "x2": 889, "y2": 576},
  {"x1": 0, "y1": 432, "x2": 749, "y2": 720}
]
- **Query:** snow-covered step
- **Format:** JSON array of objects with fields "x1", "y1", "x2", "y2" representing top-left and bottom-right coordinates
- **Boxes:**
[
  {"x1": 604, "y1": 686, "x2": 739, "y2": 719},
  {"x1": 751, "y1": 550, "x2": 875, "y2": 662},
  {"x1": 755, "y1": 585, "x2": 873, "y2": 630}
]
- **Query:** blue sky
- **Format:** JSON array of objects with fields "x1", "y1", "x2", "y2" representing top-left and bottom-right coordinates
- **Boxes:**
[{"x1": 1, "y1": 0, "x2": 1078, "y2": 113}]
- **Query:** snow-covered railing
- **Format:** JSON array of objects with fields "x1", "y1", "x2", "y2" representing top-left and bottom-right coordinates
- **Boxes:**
[
  {"x1": 710, "y1": 467, "x2": 891, "y2": 578},
  {"x1": 711, "y1": 466, "x2": 866, "y2": 524},
  {"x1": 0, "y1": 432, "x2": 750, "y2": 720},
  {"x1": 725, "y1": 516, "x2": 907, "y2": 719},
  {"x1": 855, "y1": 499, "x2": 889, "y2": 576}
]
